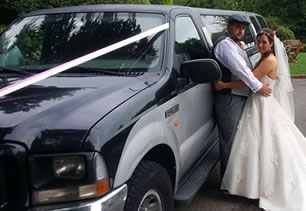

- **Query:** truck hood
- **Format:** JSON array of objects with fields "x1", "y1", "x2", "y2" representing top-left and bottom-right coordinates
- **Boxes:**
[{"x1": 0, "y1": 75, "x2": 149, "y2": 153}]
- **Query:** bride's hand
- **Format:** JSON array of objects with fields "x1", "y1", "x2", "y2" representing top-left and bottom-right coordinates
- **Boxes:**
[{"x1": 215, "y1": 81, "x2": 225, "y2": 91}]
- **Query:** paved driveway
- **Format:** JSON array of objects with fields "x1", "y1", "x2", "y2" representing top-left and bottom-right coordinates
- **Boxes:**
[{"x1": 176, "y1": 79, "x2": 306, "y2": 211}]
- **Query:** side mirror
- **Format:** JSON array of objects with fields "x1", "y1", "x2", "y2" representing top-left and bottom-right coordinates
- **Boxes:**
[{"x1": 180, "y1": 59, "x2": 222, "y2": 83}]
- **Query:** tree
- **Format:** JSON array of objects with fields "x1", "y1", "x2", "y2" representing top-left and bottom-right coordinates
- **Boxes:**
[
  {"x1": 150, "y1": 0, "x2": 173, "y2": 4},
  {"x1": 173, "y1": 0, "x2": 190, "y2": 5},
  {"x1": 181, "y1": 0, "x2": 305, "y2": 41},
  {"x1": 1, "y1": 0, "x2": 305, "y2": 41},
  {"x1": 0, "y1": 0, "x2": 151, "y2": 25}
]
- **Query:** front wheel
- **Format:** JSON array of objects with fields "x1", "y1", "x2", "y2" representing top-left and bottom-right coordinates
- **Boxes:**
[{"x1": 124, "y1": 160, "x2": 174, "y2": 211}]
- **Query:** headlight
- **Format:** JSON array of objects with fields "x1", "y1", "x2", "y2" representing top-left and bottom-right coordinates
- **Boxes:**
[
  {"x1": 53, "y1": 156, "x2": 86, "y2": 179},
  {"x1": 30, "y1": 152, "x2": 109, "y2": 205}
]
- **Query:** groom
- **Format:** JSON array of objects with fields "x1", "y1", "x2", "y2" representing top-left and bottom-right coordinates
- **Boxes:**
[{"x1": 213, "y1": 14, "x2": 271, "y2": 178}]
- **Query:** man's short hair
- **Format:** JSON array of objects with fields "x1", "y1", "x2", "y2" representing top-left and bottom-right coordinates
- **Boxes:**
[{"x1": 227, "y1": 14, "x2": 250, "y2": 26}]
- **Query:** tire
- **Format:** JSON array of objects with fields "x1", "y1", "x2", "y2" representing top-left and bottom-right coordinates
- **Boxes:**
[{"x1": 124, "y1": 160, "x2": 174, "y2": 211}]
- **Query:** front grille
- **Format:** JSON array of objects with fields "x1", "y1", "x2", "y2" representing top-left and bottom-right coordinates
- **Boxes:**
[{"x1": 0, "y1": 144, "x2": 28, "y2": 211}]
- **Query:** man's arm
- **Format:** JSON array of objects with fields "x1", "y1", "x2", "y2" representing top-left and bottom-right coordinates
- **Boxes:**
[
  {"x1": 214, "y1": 39, "x2": 263, "y2": 93},
  {"x1": 215, "y1": 80, "x2": 271, "y2": 97}
]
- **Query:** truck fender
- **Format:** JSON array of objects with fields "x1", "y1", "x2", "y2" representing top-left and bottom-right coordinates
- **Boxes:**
[{"x1": 114, "y1": 107, "x2": 180, "y2": 189}]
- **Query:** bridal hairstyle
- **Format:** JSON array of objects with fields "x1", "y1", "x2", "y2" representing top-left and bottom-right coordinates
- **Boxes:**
[{"x1": 254, "y1": 28, "x2": 275, "y2": 69}]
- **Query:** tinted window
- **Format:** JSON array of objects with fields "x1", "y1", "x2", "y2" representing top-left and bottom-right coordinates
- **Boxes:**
[
  {"x1": 250, "y1": 16, "x2": 261, "y2": 33},
  {"x1": 175, "y1": 16, "x2": 208, "y2": 64},
  {"x1": 200, "y1": 15, "x2": 255, "y2": 50},
  {"x1": 200, "y1": 15, "x2": 227, "y2": 45},
  {"x1": 256, "y1": 15, "x2": 268, "y2": 28},
  {"x1": 0, "y1": 12, "x2": 165, "y2": 73}
]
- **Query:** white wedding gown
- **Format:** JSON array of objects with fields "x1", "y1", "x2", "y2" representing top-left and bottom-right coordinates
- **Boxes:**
[{"x1": 221, "y1": 76, "x2": 306, "y2": 211}]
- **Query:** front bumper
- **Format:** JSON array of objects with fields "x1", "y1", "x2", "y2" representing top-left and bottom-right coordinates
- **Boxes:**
[{"x1": 30, "y1": 184, "x2": 127, "y2": 211}]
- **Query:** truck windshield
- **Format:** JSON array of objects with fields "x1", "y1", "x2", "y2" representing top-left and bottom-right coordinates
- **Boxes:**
[{"x1": 0, "y1": 12, "x2": 165, "y2": 74}]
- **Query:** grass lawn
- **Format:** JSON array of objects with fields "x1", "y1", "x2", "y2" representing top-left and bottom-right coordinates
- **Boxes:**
[{"x1": 289, "y1": 52, "x2": 306, "y2": 75}]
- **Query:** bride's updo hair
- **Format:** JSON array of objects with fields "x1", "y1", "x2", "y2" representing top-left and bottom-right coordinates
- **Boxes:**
[{"x1": 255, "y1": 28, "x2": 275, "y2": 68}]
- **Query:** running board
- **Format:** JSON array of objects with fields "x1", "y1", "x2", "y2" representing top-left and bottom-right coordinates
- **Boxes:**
[{"x1": 174, "y1": 140, "x2": 219, "y2": 207}]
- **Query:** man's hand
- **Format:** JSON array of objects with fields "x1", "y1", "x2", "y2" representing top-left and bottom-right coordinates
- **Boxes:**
[
  {"x1": 215, "y1": 81, "x2": 225, "y2": 91},
  {"x1": 258, "y1": 83, "x2": 272, "y2": 97}
]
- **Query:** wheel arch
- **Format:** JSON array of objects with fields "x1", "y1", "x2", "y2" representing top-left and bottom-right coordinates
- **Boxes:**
[{"x1": 142, "y1": 144, "x2": 176, "y2": 189}]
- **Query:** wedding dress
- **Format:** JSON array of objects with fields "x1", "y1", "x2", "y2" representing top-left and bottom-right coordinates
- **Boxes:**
[{"x1": 221, "y1": 76, "x2": 306, "y2": 211}]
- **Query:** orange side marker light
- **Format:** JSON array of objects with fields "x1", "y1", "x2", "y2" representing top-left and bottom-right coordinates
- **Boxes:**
[{"x1": 96, "y1": 179, "x2": 109, "y2": 196}]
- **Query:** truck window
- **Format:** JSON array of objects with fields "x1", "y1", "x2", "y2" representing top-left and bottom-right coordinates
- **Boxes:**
[
  {"x1": 175, "y1": 16, "x2": 208, "y2": 64},
  {"x1": 250, "y1": 16, "x2": 261, "y2": 33},
  {"x1": 0, "y1": 12, "x2": 165, "y2": 73},
  {"x1": 256, "y1": 15, "x2": 268, "y2": 28},
  {"x1": 200, "y1": 15, "x2": 255, "y2": 50}
]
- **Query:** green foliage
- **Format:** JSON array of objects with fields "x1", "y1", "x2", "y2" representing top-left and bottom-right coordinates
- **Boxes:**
[
  {"x1": 265, "y1": 16, "x2": 284, "y2": 30},
  {"x1": 16, "y1": 26, "x2": 44, "y2": 64},
  {"x1": 0, "y1": 0, "x2": 305, "y2": 41},
  {"x1": 265, "y1": 16, "x2": 295, "y2": 41},
  {"x1": 186, "y1": 0, "x2": 214, "y2": 9},
  {"x1": 0, "y1": 25, "x2": 6, "y2": 33},
  {"x1": 0, "y1": 0, "x2": 151, "y2": 25},
  {"x1": 173, "y1": 0, "x2": 189, "y2": 5},
  {"x1": 180, "y1": 0, "x2": 306, "y2": 42},
  {"x1": 249, "y1": 0, "x2": 305, "y2": 41},
  {"x1": 0, "y1": 0, "x2": 151, "y2": 15},
  {"x1": 289, "y1": 53, "x2": 306, "y2": 75},
  {"x1": 277, "y1": 26, "x2": 295, "y2": 41},
  {"x1": 150, "y1": 0, "x2": 173, "y2": 4}
]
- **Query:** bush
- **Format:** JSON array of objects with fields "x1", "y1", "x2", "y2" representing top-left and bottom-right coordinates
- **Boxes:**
[
  {"x1": 0, "y1": 24, "x2": 6, "y2": 33},
  {"x1": 150, "y1": 0, "x2": 173, "y2": 4},
  {"x1": 265, "y1": 16, "x2": 284, "y2": 30},
  {"x1": 277, "y1": 26, "x2": 295, "y2": 41}
]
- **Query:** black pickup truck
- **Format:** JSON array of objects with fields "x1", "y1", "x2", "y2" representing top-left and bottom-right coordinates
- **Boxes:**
[{"x1": 0, "y1": 4, "x2": 267, "y2": 211}]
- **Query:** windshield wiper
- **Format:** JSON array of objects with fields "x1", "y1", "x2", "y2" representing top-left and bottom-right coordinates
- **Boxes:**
[
  {"x1": 0, "y1": 67, "x2": 32, "y2": 75},
  {"x1": 69, "y1": 66, "x2": 142, "y2": 76}
]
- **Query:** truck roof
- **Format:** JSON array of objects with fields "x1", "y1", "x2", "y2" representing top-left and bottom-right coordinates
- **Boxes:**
[
  {"x1": 24, "y1": 4, "x2": 189, "y2": 16},
  {"x1": 24, "y1": 4, "x2": 261, "y2": 17}
]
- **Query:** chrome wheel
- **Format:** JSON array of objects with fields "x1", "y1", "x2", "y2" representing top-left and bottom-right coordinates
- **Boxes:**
[
  {"x1": 138, "y1": 189, "x2": 163, "y2": 211},
  {"x1": 124, "y1": 161, "x2": 174, "y2": 211}
]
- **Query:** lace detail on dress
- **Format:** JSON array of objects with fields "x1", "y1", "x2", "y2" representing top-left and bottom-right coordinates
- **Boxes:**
[
  {"x1": 247, "y1": 112, "x2": 252, "y2": 118},
  {"x1": 270, "y1": 153, "x2": 279, "y2": 169},
  {"x1": 288, "y1": 174, "x2": 297, "y2": 187},
  {"x1": 271, "y1": 128, "x2": 279, "y2": 138},
  {"x1": 239, "y1": 142, "x2": 248, "y2": 158},
  {"x1": 234, "y1": 171, "x2": 244, "y2": 184},
  {"x1": 264, "y1": 185, "x2": 274, "y2": 201}
]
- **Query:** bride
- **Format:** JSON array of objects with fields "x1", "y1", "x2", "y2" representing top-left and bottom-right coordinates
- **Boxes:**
[{"x1": 215, "y1": 28, "x2": 306, "y2": 210}]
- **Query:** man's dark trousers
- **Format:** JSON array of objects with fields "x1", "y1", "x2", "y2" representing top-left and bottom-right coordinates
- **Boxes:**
[{"x1": 215, "y1": 93, "x2": 247, "y2": 178}]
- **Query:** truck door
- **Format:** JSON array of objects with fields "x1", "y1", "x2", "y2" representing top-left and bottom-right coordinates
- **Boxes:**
[{"x1": 171, "y1": 12, "x2": 217, "y2": 177}]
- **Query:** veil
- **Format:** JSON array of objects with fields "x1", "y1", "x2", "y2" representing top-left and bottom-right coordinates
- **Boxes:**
[{"x1": 273, "y1": 35, "x2": 295, "y2": 121}]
